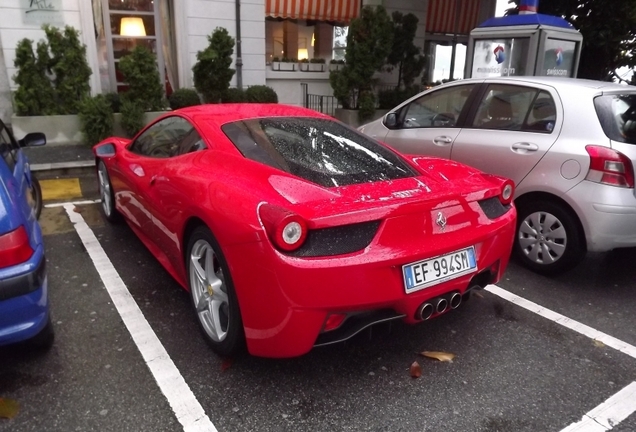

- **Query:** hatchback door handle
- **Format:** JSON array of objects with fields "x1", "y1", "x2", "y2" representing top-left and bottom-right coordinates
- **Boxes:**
[
  {"x1": 511, "y1": 142, "x2": 539, "y2": 152},
  {"x1": 433, "y1": 136, "x2": 453, "y2": 145}
]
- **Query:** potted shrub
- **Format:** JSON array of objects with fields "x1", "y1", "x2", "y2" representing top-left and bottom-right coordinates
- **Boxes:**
[
  {"x1": 222, "y1": 87, "x2": 248, "y2": 102},
  {"x1": 78, "y1": 94, "x2": 114, "y2": 146},
  {"x1": 387, "y1": 12, "x2": 426, "y2": 89},
  {"x1": 271, "y1": 57, "x2": 297, "y2": 71},
  {"x1": 11, "y1": 25, "x2": 93, "y2": 144},
  {"x1": 300, "y1": 58, "x2": 326, "y2": 72},
  {"x1": 116, "y1": 45, "x2": 166, "y2": 137},
  {"x1": 193, "y1": 27, "x2": 236, "y2": 103},
  {"x1": 168, "y1": 88, "x2": 201, "y2": 110},
  {"x1": 245, "y1": 85, "x2": 278, "y2": 103},
  {"x1": 330, "y1": 5, "x2": 394, "y2": 126}
]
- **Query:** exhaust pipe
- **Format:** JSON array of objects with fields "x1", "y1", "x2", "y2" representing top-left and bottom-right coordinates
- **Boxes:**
[
  {"x1": 418, "y1": 303, "x2": 434, "y2": 321},
  {"x1": 436, "y1": 298, "x2": 448, "y2": 314},
  {"x1": 450, "y1": 292, "x2": 462, "y2": 309}
]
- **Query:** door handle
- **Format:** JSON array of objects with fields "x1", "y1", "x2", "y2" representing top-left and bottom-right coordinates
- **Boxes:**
[
  {"x1": 511, "y1": 142, "x2": 539, "y2": 152},
  {"x1": 512, "y1": 142, "x2": 539, "y2": 152},
  {"x1": 433, "y1": 136, "x2": 453, "y2": 145}
]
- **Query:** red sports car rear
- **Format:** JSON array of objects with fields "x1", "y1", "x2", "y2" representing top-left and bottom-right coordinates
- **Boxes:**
[{"x1": 93, "y1": 104, "x2": 516, "y2": 358}]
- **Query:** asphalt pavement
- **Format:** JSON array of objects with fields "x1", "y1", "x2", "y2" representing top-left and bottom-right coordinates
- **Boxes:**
[{"x1": 0, "y1": 150, "x2": 635, "y2": 431}]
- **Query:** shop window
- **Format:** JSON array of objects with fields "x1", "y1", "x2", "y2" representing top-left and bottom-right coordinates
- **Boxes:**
[{"x1": 266, "y1": 18, "x2": 335, "y2": 63}]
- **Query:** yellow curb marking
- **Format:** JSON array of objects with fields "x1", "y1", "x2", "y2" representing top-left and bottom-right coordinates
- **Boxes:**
[{"x1": 40, "y1": 178, "x2": 83, "y2": 201}]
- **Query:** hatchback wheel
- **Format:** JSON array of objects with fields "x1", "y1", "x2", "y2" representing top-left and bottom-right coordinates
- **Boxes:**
[
  {"x1": 187, "y1": 226, "x2": 244, "y2": 357},
  {"x1": 97, "y1": 161, "x2": 121, "y2": 223},
  {"x1": 514, "y1": 200, "x2": 585, "y2": 275}
]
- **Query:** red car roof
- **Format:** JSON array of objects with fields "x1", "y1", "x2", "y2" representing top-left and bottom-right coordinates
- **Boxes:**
[{"x1": 176, "y1": 103, "x2": 331, "y2": 125}]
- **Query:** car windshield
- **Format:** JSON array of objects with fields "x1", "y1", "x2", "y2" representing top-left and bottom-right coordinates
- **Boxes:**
[
  {"x1": 222, "y1": 117, "x2": 417, "y2": 187},
  {"x1": 594, "y1": 93, "x2": 636, "y2": 145}
]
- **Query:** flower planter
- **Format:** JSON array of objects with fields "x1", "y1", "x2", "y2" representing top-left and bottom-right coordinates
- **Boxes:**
[
  {"x1": 12, "y1": 111, "x2": 169, "y2": 145},
  {"x1": 329, "y1": 64, "x2": 345, "y2": 72},
  {"x1": 11, "y1": 114, "x2": 82, "y2": 145},
  {"x1": 299, "y1": 63, "x2": 326, "y2": 72},
  {"x1": 271, "y1": 62, "x2": 297, "y2": 72}
]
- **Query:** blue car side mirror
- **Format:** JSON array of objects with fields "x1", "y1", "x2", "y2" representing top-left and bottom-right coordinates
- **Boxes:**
[{"x1": 19, "y1": 132, "x2": 46, "y2": 147}]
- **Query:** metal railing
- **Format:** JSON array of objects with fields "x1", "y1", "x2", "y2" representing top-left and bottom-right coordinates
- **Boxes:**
[
  {"x1": 300, "y1": 82, "x2": 425, "y2": 117},
  {"x1": 301, "y1": 82, "x2": 341, "y2": 117},
  {"x1": 305, "y1": 94, "x2": 341, "y2": 117}
]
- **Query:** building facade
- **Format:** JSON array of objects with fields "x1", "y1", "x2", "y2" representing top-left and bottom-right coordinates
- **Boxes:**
[{"x1": 0, "y1": 0, "x2": 496, "y2": 125}]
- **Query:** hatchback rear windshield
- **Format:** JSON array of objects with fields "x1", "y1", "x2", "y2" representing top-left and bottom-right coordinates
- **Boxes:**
[
  {"x1": 222, "y1": 117, "x2": 417, "y2": 187},
  {"x1": 594, "y1": 94, "x2": 636, "y2": 144}
]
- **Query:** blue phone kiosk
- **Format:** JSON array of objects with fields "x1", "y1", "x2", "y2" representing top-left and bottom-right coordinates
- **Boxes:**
[{"x1": 465, "y1": 1, "x2": 582, "y2": 78}]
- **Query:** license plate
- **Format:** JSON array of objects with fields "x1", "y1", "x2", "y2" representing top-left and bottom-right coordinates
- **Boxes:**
[{"x1": 402, "y1": 247, "x2": 477, "y2": 293}]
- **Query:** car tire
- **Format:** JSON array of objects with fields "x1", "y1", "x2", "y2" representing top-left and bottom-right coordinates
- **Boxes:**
[
  {"x1": 29, "y1": 316, "x2": 55, "y2": 350},
  {"x1": 514, "y1": 200, "x2": 586, "y2": 275},
  {"x1": 29, "y1": 174, "x2": 42, "y2": 220},
  {"x1": 186, "y1": 226, "x2": 245, "y2": 357},
  {"x1": 97, "y1": 160, "x2": 121, "y2": 223}
]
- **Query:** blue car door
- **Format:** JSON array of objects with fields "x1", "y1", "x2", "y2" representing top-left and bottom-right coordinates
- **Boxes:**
[{"x1": 0, "y1": 121, "x2": 34, "y2": 220}]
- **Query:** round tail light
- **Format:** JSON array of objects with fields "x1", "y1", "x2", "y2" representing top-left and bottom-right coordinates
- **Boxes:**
[
  {"x1": 258, "y1": 204, "x2": 307, "y2": 252},
  {"x1": 500, "y1": 180, "x2": 515, "y2": 205}
]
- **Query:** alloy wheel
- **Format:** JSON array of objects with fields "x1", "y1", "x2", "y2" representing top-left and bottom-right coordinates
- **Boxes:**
[
  {"x1": 98, "y1": 163, "x2": 113, "y2": 217},
  {"x1": 189, "y1": 239, "x2": 230, "y2": 342}
]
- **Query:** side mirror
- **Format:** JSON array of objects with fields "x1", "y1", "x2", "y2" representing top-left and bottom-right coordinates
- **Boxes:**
[
  {"x1": 384, "y1": 112, "x2": 398, "y2": 129},
  {"x1": 95, "y1": 143, "x2": 116, "y2": 158},
  {"x1": 19, "y1": 132, "x2": 46, "y2": 147}
]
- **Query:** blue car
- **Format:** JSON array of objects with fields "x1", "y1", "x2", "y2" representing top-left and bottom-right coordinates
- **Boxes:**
[{"x1": 0, "y1": 119, "x2": 52, "y2": 348}]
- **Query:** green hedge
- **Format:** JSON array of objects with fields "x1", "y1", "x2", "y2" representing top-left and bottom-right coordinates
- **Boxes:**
[{"x1": 169, "y1": 88, "x2": 201, "y2": 110}]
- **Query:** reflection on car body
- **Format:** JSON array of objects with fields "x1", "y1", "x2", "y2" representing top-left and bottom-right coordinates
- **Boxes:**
[{"x1": 93, "y1": 104, "x2": 516, "y2": 358}]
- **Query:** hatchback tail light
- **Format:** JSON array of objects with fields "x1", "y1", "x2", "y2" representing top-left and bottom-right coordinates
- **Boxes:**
[
  {"x1": 585, "y1": 145, "x2": 635, "y2": 188},
  {"x1": 258, "y1": 204, "x2": 307, "y2": 252},
  {"x1": 0, "y1": 225, "x2": 34, "y2": 268}
]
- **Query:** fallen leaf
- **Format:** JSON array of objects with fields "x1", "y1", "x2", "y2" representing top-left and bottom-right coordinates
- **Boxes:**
[
  {"x1": 73, "y1": 206, "x2": 82, "y2": 213},
  {"x1": 410, "y1": 361, "x2": 422, "y2": 378},
  {"x1": 221, "y1": 359, "x2": 233, "y2": 371},
  {"x1": 593, "y1": 339, "x2": 605, "y2": 348},
  {"x1": 0, "y1": 398, "x2": 20, "y2": 419},
  {"x1": 421, "y1": 351, "x2": 456, "y2": 362}
]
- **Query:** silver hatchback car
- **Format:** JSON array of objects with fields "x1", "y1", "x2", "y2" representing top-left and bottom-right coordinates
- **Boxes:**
[{"x1": 360, "y1": 77, "x2": 636, "y2": 275}]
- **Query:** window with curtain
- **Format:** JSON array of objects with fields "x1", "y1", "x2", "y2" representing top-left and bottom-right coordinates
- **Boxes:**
[{"x1": 93, "y1": 0, "x2": 178, "y2": 95}]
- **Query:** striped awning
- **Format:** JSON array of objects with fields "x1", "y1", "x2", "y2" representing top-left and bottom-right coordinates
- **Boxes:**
[
  {"x1": 266, "y1": 0, "x2": 360, "y2": 22},
  {"x1": 426, "y1": 0, "x2": 483, "y2": 35}
]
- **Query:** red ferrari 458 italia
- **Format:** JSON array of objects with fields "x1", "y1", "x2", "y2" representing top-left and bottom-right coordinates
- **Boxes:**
[{"x1": 93, "y1": 104, "x2": 516, "y2": 358}]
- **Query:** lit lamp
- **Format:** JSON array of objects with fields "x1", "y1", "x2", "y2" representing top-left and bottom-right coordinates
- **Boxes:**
[
  {"x1": 298, "y1": 48, "x2": 309, "y2": 60},
  {"x1": 120, "y1": 17, "x2": 146, "y2": 37}
]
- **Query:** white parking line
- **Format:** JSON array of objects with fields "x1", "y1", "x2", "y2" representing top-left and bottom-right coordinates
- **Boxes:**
[
  {"x1": 486, "y1": 285, "x2": 636, "y2": 360},
  {"x1": 64, "y1": 204, "x2": 217, "y2": 432},
  {"x1": 486, "y1": 285, "x2": 636, "y2": 431},
  {"x1": 559, "y1": 381, "x2": 636, "y2": 432},
  {"x1": 60, "y1": 199, "x2": 636, "y2": 432}
]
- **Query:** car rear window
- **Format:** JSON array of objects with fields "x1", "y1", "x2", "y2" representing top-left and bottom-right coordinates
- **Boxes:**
[
  {"x1": 222, "y1": 117, "x2": 417, "y2": 187},
  {"x1": 594, "y1": 94, "x2": 636, "y2": 144}
]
